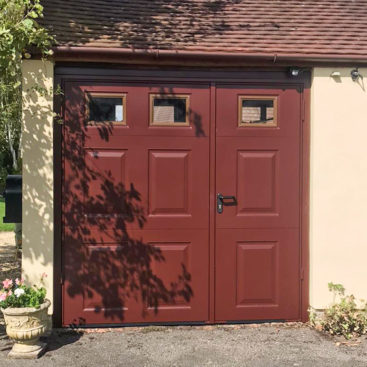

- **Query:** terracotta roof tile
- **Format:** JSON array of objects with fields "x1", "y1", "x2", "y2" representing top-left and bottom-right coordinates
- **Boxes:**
[{"x1": 41, "y1": 0, "x2": 367, "y2": 59}]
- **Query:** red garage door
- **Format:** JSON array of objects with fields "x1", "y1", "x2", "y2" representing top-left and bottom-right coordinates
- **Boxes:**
[{"x1": 62, "y1": 79, "x2": 302, "y2": 326}]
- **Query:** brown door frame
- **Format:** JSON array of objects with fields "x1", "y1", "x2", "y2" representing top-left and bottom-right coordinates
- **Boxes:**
[{"x1": 53, "y1": 66, "x2": 310, "y2": 327}]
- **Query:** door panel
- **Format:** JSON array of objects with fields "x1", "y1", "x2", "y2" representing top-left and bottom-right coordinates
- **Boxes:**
[
  {"x1": 216, "y1": 136, "x2": 299, "y2": 229},
  {"x1": 63, "y1": 229, "x2": 209, "y2": 325},
  {"x1": 215, "y1": 229, "x2": 300, "y2": 321},
  {"x1": 63, "y1": 82, "x2": 210, "y2": 325},
  {"x1": 215, "y1": 86, "x2": 301, "y2": 321}
]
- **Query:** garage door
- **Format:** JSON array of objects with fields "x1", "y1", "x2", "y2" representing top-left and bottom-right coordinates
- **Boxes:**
[{"x1": 62, "y1": 80, "x2": 302, "y2": 326}]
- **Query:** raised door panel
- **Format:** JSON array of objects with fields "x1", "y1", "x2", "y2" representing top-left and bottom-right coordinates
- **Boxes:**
[
  {"x1": 84, "y1": 150, "x2": 127, "y2": 215},
  {"x1": 139, "y1": 229, "x2": 209, "y2": 322},
  {"x1": 216, "y1": 136, "x2": 299, "y2": 229},
  {"x1": 236, "y1": 241, "x2": 279, "y2": 306},
  {"x1": 148, "y1": 151, "x2": 191, "y2": 217},
  {"x1": 237, "y1": 151, "x2": 277, "y2": 215},
  {"x1": 215, "y1": 229, "x2": 300, "y2": 321},
  {"x1": 63, "y1": 229, "x2": 209, "y2": 325},
  {"x1": 131, "y1": 137, "x2": 209, "y2": 230}
]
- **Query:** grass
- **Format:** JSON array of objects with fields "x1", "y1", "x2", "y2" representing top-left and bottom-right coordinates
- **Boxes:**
[{"x1": 0, "y1": 198, "x2": 14, "y2": 232}]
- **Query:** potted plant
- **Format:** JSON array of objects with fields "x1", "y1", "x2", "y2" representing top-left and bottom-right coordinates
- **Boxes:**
[{"x1": 0, "y1": 274, "x2": 50, "y2": 359}]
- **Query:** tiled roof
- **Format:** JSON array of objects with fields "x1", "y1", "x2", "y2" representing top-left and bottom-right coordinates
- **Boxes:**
[{"x1": 42, "y1": 0, "x2": 367, "y2": 60}]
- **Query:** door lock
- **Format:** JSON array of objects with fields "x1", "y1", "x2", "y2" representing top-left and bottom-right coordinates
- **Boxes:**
[{"x1": 217, "y1": 193, "x2": 237, "y2": 214}]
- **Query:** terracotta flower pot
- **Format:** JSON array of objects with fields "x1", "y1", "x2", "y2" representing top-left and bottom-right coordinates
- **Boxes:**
[{"x1": 1, "y1": 299, "x2": 51, "y2": 359}]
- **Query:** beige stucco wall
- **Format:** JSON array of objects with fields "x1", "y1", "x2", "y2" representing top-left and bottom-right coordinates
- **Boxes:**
[
  {"x1": 310, "y1": 67, "x2": 367, "y2": 309},
  {"x1": 21, "y1": 60, "x2": 54, "y2": 313}
]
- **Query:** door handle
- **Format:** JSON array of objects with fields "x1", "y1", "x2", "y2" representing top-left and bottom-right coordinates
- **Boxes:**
[{"x1": 217, "y1": 193, "x2": 237, "y2": 214}]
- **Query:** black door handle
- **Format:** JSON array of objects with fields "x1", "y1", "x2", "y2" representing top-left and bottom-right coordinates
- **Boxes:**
[{"x1": 217, "y1": 193, "x2": 237, "y2": 214}]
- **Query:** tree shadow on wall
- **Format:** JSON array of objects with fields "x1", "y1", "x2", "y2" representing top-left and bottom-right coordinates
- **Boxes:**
[{"x1": 61, "y1": 84, "x2": 206, "y2": 325}]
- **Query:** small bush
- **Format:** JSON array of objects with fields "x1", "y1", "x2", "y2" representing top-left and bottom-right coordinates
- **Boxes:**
[
  {"x1": 0, "y1": 166, "x2": 8, "y2": 194},
  {"x1": 309, "y1": 283, "x2": 367, "y2": 339}
]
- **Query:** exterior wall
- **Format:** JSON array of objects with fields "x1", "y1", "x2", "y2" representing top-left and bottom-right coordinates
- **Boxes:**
[
  {"x1": 310, "y1": 67, "x2": 367, "y2": 309},
  {"x1": 21, "y1": 60, "x2": 54, "y2": 313}
]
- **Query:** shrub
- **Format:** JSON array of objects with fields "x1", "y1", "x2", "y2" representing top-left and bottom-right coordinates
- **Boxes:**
[
  {"x1": 0, "y1": 274, "x2": 47, "y2": 309},
  {"x1": 309, "y1": 282, "x2": 367, "y2": 339},
  {"x1": 0, "y1": 150, "x2": 13, "y2": 194},
  {"x1": 0, "y1": 166, "x2": 8, "y2": 195}
]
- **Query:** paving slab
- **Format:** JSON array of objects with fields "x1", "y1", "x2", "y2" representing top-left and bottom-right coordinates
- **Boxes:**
[
  {"x1": 0, "y1": 232, "x2": 15, "y2": 248},
  {"x1": 0, "y1": 324, "x2": 366, "y2": 367}
]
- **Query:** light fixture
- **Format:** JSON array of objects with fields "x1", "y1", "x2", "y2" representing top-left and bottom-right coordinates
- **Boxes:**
[
  {"x1": 330, "y1": 71, "x2": 341, "y2": 77},
  {"x1": 351, "y1": 68, "x2": 362, "y2": 82},
  {"x1": 288, "y1": 67, "x2": 301, "y2": 77}
]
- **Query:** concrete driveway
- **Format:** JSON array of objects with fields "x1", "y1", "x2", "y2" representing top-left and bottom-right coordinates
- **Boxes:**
[{"x1": 0, "y1": 323, "x2": 366, "y2": 366}]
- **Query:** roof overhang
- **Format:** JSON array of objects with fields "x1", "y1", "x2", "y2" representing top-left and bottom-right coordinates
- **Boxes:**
[{"x1": 50, "y1": 46, "x2": 367, "y2": 67}]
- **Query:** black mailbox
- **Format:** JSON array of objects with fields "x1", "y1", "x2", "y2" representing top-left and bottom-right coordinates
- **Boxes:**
[{"x1": 3, "y1": 175, "x2": 22, "y2": 223}]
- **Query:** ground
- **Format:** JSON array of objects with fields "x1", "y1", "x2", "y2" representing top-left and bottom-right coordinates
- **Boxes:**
[
  {"x1": 0, "y1": 231, "x2": 21, "y2": 349},
  {"x1": 0, "y1": 233, "x2": 367, "y2": 366},
  {"x1": 0, "y1": 231, "x2": 20, "y2": 283},
  {"x1": 0, "y1": 324, "x2": 366, "y2": 366}
]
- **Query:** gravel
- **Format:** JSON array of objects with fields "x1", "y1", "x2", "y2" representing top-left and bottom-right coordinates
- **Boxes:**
[{"x1": 0, "y1": 323, "x2": 366, "y2": 366}]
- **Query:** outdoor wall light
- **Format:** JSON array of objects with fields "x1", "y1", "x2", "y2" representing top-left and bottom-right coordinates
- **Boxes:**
[
  {"x1": 351, "y1": 68, "x2": 362, "y2": 82},
  {"x1": 288, "y1": 67, "x2": 301, "y2": 77},
  {"x1": 288, "y1": 67, "x2": 309, "y2": 78},
  {"x1": 330, "y1": 71, "x2": 341, "y2": 77}
]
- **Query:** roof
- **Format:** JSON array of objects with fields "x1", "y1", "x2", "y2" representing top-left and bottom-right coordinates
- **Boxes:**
[{"x1": 42, "y1": 0, "x2": 367, "y2": 62}]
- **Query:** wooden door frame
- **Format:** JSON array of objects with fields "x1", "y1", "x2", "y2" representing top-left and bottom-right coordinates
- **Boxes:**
[{"x1": 53, "y1": 66, "x2": 310, "y2": 327}]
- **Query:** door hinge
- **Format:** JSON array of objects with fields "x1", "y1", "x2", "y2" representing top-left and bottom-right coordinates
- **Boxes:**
[{"x1": 300, "y1": 268, "x2": 305, "y2": 281}]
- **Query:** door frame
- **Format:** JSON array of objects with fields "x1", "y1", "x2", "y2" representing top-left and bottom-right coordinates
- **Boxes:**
[{"x1": 53, "y1": 66, "x2": 310, "y2": 327}]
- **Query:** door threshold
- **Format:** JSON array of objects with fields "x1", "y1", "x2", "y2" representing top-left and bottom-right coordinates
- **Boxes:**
[{"x1": 60, "y1": 319, "x2": 293, "y2": 329}]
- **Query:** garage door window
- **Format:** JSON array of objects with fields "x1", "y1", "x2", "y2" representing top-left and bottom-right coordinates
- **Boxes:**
[
  {"x1": 87, "y1": 93, "x2": 126, "y2": 124},
  {"x1": 238, "y1": 96, "x2": 277, "y2": 127},
  {"x1": 150, "y1": 95, "x2": 190, "y2": 126}
]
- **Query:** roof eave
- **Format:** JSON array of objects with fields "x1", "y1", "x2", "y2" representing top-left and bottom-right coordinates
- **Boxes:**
[{"x1": 51, "y1": 46, "x2": 367, "y2": 66}]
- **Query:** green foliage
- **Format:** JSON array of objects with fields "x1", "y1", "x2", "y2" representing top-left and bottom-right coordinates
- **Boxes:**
[
  {"x1": 328, "y1": 282, "x2": 345, "y2": 296},
  {"x1": 0, "y1": 198, "x2": 14, "y2": 231},
  {"x1": 0, "y1": 0, "x2": 53, "y2": 69},
  {"x1": 0, "y1": 159, "x2": 8, "y2": 193},
  {"x1": 0, "y1": 275, "x2": 47, "y2": 308},
  {"x1": 0, "y1": 0, "x2": 53, "y2": 173},
  {"x1": 309, "y1": 283, "x2": 367, "y2": 340},
  {"x1": 0, "y1": 148, "x2": 19, "y2": 192}
]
